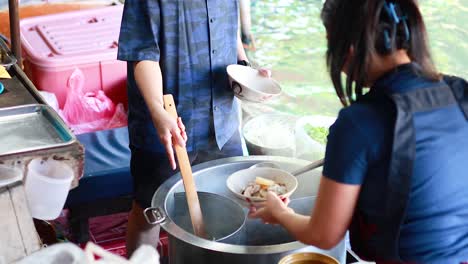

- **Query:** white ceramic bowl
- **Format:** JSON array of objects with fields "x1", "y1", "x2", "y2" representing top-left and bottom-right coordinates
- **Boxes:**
[
  {"x1": 227, "y1": 64, "x2": 281, "y2": 103},
  {"x1": 226, "y1": 167, "x2": 298, "y2": 206}
]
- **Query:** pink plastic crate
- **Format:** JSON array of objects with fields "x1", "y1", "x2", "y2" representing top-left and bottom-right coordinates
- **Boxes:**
[{"x1": 20, "y1": 6, "x2": 127, "y2": 108}]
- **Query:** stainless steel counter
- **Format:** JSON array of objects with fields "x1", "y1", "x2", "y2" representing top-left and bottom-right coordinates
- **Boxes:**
[{"x1": 0, "y1": 72, "x2": 40, "y2": 107}]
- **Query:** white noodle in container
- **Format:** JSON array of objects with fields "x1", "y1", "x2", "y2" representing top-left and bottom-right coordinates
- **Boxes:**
[{"x1": 243, "y1": 113, "x2": 296, "y2": 157}]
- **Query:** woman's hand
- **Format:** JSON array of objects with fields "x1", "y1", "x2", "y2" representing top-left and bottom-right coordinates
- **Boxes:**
[
  {"x1": 248, "y1": 191, "x2": 293, "y2": 224},
  {"x1": 151, "y1": 106, "x2": 188, "y2": 170}
]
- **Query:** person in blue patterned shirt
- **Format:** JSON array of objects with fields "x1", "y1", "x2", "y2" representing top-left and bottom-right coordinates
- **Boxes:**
[{"x1": 118, "y1": 0, "x2": 269, "y2": 256}]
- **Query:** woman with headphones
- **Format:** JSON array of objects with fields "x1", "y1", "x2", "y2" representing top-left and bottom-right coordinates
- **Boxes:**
[{"x1": 250, "y1": 1, "x2": 468, "y2": 263}]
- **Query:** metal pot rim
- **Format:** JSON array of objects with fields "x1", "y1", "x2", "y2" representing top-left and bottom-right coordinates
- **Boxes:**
[{"x1": 151, "y1": 156, "x2": 310, "y2": 255}]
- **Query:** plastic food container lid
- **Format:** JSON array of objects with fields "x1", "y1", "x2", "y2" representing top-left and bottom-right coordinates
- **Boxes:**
[{"x1": 20, "y1": 5, "x2": 123, "y2": 68}]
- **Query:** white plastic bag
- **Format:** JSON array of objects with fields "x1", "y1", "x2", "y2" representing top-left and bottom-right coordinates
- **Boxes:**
[
  {"x1": 13, "y1": 244, "x2": 87, "y2": 264},
  {"x1": 14, "y1": 242, "x2": 160, "y2": 264},
  {"x1": 39, "y1": 90, "x2": 67, "y2": 121},
  {"x1": 84, "y1": 242, "x2": 160, "y2": 264},
  {"x1": 39, "y1": 91, "x2": 60, "y2": 113}
]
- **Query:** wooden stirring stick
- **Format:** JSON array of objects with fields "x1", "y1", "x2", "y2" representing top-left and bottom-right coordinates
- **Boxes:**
[{"x1": 163, "y1": 94, "x2": 207, "y2": 238}]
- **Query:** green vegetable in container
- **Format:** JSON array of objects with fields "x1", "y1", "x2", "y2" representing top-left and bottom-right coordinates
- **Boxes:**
[{"x1": 304, "y1": 124, "x2": 329, "y2": 145}]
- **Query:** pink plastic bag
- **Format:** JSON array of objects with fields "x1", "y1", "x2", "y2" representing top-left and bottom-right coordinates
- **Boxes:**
[{"x1": 62, "y1": 68, "x2": 127, "y2": 134}]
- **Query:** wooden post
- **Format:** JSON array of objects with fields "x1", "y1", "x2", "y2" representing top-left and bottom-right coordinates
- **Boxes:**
[
  {"x1": 8, "y1": 0, "x2": 21, "y2": 65},
  {"x1": 0, "y1": 183, "x2": 41, "y2": 263}
]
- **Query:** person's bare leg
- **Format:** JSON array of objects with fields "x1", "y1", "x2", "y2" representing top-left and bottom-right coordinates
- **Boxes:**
[{"x1": 126, "y1": 201, "x2": 160, "y2": 258}]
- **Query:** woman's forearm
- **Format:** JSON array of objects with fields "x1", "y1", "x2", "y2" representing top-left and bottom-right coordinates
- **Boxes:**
[
  {"x1": 275, "y1": 211, "x2": 337, "y2": 249},
  {"x1": 275, "y1": 210, "x2": 311, "y2": 240},
  {"x1": 274, "y1": 177, "x2": 360, "y2": 249}
]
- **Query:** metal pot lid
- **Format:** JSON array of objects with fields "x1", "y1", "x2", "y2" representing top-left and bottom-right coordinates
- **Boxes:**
[{"x1": 151, "y1": 156, "x2": 322, "y2": 255}]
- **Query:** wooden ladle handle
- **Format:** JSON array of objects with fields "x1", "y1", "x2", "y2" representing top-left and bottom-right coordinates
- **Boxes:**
[{"x1": 163, "y1": 94, "x2": 207, "y2": 238}]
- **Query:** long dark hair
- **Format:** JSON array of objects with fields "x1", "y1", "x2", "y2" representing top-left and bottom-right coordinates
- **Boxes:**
[{"x1": 321, "y1": 0, "x2": 440, "y2": 106}]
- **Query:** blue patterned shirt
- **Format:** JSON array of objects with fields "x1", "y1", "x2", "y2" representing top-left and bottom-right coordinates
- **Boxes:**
[{"x1": 118, "y1": 0, "x2": 240, "y2": 152}]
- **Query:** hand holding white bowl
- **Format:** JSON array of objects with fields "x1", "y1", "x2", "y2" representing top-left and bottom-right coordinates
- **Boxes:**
[
  {"x1": 227, "y1": 65, "x2": 281, "y2": 103},
  {"x1": 248, "y1": 191, "x2": 294, "y2": 225}
]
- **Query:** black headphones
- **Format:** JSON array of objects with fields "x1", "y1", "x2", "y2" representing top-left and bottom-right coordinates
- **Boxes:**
[{"x1": 382, "y1": 0, "x2": 410, "y2": 52}]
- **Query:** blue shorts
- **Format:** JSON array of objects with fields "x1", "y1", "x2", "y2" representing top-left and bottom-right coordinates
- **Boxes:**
[{"x1": 130, "y1": 131, "x2": 243, "y2": 208}]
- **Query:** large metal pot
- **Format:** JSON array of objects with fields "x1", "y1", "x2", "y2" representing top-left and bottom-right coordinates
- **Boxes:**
[{"x1": 147, "y1": 156, "x2": 346, "y2": 264}]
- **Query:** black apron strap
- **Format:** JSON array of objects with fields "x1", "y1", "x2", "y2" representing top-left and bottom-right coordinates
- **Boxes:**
[
  {"x1": 443, "y1": 75, "x2": 468, "y2": 120},
  {"x1": 397, "y1": 83, "x2": 459, "y2": 112},
  {"x1": 383, "y1": 83, "x2": 457, "y2": 260},
  {"x1": 383, "y1": 91, "x2": 416, "y2": 259}
]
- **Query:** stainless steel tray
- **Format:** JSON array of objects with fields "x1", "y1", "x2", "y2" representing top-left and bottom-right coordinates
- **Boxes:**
[{"x1": 0, "y1": 104, "x2": 76, "y2": 156}]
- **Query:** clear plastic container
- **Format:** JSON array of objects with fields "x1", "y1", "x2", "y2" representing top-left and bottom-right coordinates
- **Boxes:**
[
  {"x1": 295, "y1": 115, "x2": 336, "y2": 161},
  {"x1": 25, "y1": 158, "x2": 73, "y2": 220},
  {"x1": 242, "y1": 113, "x2": 296, "y2": 157}
]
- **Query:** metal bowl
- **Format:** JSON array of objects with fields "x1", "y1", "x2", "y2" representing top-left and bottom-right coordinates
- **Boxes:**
[
  {"x1": 169, "y1": 192, "x2": 246, "y2": 243},
  {"x1": 278, "y1": 252, "x2": 340, "y2": 264}
]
